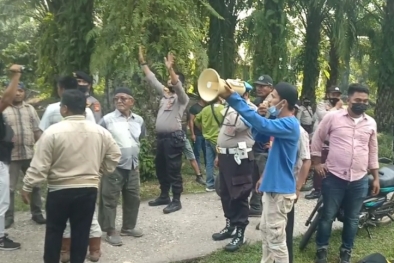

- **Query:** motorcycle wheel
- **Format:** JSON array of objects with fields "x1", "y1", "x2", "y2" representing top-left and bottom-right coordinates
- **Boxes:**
[
  {"x1": 299, "y1": 213, "x2": 320, "y2": 251},
  {"x1": 215, "y1": 177, "x2": 221, "y2": 197}
]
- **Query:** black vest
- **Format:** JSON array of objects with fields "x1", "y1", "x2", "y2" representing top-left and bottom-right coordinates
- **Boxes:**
[{"x1": 0, "y1": 113, "x2": 14, "y2": 164}]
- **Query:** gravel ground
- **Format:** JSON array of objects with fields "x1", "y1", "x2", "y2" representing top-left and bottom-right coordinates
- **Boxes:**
[{"x1": 0, "y1": 192, "x2": 341, "y2": 263}]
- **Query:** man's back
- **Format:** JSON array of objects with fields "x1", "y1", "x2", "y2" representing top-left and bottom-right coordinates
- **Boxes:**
[
  {"x1": 25, "y1": 116, "x2": 120, "y2": 190},
  {"x1": 196, "y1": 103, "x2": 224, "y2": 144}
]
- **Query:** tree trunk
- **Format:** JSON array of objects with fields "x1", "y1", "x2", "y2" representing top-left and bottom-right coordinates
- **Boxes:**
[
  {"x1": 326, "y1": 39, "x2": 340, "y2": 91},
  {"x1": 207, "y1": 0, "x2": 238, "y2": 79},
  {"x1": 375, "y1": 0, "x2": 394, "y2": 132},
  {"x1": 301, "y1": 7, "x2": 324, "y2": 103}
]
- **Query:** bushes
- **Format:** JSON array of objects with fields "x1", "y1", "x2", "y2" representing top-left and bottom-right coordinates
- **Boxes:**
[
  {"x1": 139, "y1": 138, "x2": 156, "y2": 181},
  {"x1": 378, "y1": 133, "x2": 393, "y2": 159}
]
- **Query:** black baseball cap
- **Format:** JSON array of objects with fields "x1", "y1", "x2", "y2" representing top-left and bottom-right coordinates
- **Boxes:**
[
  {"x1": 73, "y1": 71, "x2": 93, "y2": 84},
  {"x1": 254, "y1": 75, "x2": 273, "y2": 86},
  {"x1": 274, "y1": 82, "x2": 298, "y2": 107},
  {"x1": 328, "y1": 86, "x2": 342, "y2": 94}
]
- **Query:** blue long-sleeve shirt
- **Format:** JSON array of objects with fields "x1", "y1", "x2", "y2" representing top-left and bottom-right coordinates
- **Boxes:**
[{"x1": 227, "y1": 93, "x2": 300, "y2": 194}]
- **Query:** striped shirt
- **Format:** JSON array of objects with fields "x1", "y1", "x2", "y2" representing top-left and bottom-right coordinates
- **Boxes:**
[{"x1": 3, "y1": 102, "x2": 40, "y2": 160}]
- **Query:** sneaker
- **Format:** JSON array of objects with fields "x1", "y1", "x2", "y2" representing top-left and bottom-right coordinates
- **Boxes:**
[
  {"x1": 0, "y1": 236, "x2": 21, "y2": 251},
  {"x1": 206, "y1": 187, "x2": 215, "y2": 192},
  {"x1": 105, "y1": 233, "x2": 123, "y2": 246},
  {"x1": 120, "y1": 228, "x2": 144, "y2": 237},
  {"x1": 339, "y1": 248, "x2": 351, "y2": 263},
  {"x1": 315, "y1": 248, "x2": 328, "y2": 263}
]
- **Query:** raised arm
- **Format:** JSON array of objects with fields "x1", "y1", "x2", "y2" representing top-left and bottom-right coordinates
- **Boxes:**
[
  {"x1": 226, "y1": 93, "x2": 297, "y2": 139},
  {"x1": 139, "y1": 46, "x2": 165, "y2": 96},
  {"x1": 165, "y1": 52, "x2": 189, "y2": 105},
  {"x1": 0, "y1": 65, "x2": 22, "y2": 113},
  {"x1": 23, "y1": 132, "x2": 53, "y2": 192}
]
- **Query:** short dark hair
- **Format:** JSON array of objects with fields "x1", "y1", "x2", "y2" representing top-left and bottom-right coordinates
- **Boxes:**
[
  {"x1": 347, "y1": 83, "x2": 369, "y2": 96},
  {"x1": 61, "y1": 90, "x2": 86, "y2": 115},
  {"x1": 176, "y1": 72, "x2": 185, "y2": 84},
  {"x1": 57, "y1": 76, "x2": 78, "y2": 90}
]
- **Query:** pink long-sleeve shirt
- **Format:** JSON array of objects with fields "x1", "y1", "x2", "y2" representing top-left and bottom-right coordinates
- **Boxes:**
[{"x1": 311, "y1": 109, "x2": 379, "y2": 182}]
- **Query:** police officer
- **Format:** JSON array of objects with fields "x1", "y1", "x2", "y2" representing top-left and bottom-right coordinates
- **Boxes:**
[
  {"x1": 211, "y1": 82, "x2": 256, "y2": 252},
  {"x1": 73, "y1": 71, "x2": 102, "y2": 123},
  {"x1": 250, "y1": 74, "x2": 274, "y2": 217},
  {"x1": 139, "y1": 48, "x2": 189, "y2": 214}
]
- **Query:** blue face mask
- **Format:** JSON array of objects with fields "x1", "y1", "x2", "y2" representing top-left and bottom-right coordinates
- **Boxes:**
[
  {"x1": 268, "y1": 105, "x2": 279, "y2": 117},
  {"x1": 268, "y1": 101, "x2": 284, "y2": 117}
]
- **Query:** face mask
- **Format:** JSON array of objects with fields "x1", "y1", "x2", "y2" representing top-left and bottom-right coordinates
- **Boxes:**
[
  {"x1": 77, "y1": 85, "x2": 89, "y2": 94},
  {"x1": 328, "y1": 98, "x2": 339, "y2": 106},
  {"x1": 351, "y1": 103, "x2": 368, "y2": 115},
  {"x1": 268, "y1": 101, "x2": 283, "y2": 117},
  {"x1": 303, "y1": 101, "x2": 310, "y2": 106}
]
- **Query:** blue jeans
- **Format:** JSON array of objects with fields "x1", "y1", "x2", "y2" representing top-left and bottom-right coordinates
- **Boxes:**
[
  {"x1": 316, "y1": 173, "x2": 368, "y2": 250},
  {"x1": 192, "y1": 135, "x2": 206, "y2": 169},
  {"x1": 205, "y1": 141, "x2": 216, "y2": 188}
]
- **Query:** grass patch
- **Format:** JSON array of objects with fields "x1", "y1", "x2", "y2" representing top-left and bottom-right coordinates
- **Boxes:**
[
  {"x1": 14, "y1": 159, "x2": 207, "y2": 212},
  {"x1": 177, "y1": 223, "x2": 394, "y2": 263}
]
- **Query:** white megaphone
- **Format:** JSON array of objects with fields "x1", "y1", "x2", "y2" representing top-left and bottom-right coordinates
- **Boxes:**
[{"x1": 197, "y1": 68, "x2": 246, "y2": 102}]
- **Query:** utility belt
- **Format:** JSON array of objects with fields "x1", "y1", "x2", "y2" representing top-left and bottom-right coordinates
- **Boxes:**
[
  {"x1": 216, "y1": 142, "x2": 253, "y2": 165},
  {"x1": 156, "y1": 130, "x2": 185, "y2": 140}
]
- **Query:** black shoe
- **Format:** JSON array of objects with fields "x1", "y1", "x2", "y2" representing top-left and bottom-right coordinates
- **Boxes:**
[
  {"x1": 148, "y1": 196, "x2": 171, "y2": 206},
  {"x1": 255, "y1": 223, "x2": 260, "y2": 230},
  {"x1": 5, "y1": 218, "x2": 14, "y2": 229},
  {"x1": 32, "y1": 214, "x2": 46, "y2": 225},
  {"x1": 163, "y1": 199, "x2": 182, "y2": 214},
  {"x1": 195, "y1": 175, "x2": 206, "y2": 186},
  {"x1": 315, "y1": 248, "x2": 328, "y2": 263},
  {"x1": 212, "y1": 218, "x2": 236, "y2": 241},
  {"x1": 0, "y1": 236, "x2": 21, "y2": 251},
  {"x1": 224, "y1": 227, "x2": 246, "y2": 252},
  {"x1": 249, "y1": 209, "x2": 262, "y2": 217},
  {"x1": 305, "y1": 190, "x2": 321, "y2": 200},
  {"x1": 339, "y1": 248, "x2": 351, "y2": 263}
]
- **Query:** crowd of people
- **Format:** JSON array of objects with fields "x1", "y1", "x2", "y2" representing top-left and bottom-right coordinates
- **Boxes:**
[{"x1": 0, "y1": 55, "x2": 380, "y2": 263}]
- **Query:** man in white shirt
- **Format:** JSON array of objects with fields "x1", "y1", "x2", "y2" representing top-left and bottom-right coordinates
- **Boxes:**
[{"x1": 39, "y1": 76, "x2": 95, "y2": 131}]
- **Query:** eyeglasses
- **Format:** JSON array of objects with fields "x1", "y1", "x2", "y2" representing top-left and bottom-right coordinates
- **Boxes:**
[{"x1": 113, "y1": 96, "x2": 132, "y2": 103}]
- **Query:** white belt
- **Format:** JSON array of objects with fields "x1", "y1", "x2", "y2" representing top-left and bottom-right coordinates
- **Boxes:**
[{"x1": 217, "y1": 147, "x2": 252, "y2": 154}]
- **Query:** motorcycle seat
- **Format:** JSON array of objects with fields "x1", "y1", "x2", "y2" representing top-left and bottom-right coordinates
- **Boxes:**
[{"x1": 368, "y1": 165, "x2": 394, "y2": 188}]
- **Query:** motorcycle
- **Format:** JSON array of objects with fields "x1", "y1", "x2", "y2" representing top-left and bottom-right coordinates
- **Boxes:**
[{"x1": 299, "y1": 156, "x2": 394, "y2": 251}]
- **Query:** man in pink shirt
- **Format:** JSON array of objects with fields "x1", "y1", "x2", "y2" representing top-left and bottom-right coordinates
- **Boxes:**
[{"x1": 311, "y1": 83, "x2": 380, "y2": 263}]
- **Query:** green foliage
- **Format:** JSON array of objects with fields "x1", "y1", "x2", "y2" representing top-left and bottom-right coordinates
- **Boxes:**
[
  {"x1": 378, "y1": 133, "x2": 393, "y2": 160},
  {"x1": 139, "y1": 138, "x2": 156, "y2": 181}
]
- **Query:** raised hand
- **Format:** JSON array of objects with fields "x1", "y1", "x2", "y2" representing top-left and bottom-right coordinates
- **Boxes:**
[{"x1": 164, "y1": 52, "x2": 175, "y2": 70}]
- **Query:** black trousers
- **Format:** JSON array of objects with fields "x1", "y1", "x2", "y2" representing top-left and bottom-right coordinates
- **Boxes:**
[
  {"x1": 218, "y1": 153, "x2": 254, "y2": 227},
  {"x1": 250, "y1": 152, "x2": 267, "y2": 211},
  {"x1": 155, "y1": 133, "x2": 185, "y2": 197},
  {"x1": 286, "y1": 206, "x2": 295, "y2": 263},
  {"x1": 44, "y1": 188, "x2": 97, "y2": 263}
]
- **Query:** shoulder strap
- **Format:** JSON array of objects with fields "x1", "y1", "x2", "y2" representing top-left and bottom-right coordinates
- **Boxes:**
[
  {"x1": 305, "y1": 107, "x2": 313, "y2": 118},
  {"x1": 210, "y1": 104, "x2": 230, "y2": 127}
]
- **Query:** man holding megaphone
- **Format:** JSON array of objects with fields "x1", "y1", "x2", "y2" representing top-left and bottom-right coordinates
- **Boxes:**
[{"x1": 198, "y1": 69, "x2": 300, "y2": 263}]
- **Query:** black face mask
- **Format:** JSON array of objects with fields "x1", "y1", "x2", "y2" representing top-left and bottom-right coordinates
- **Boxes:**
[
  {"x1": 77, "y1": 85, "x2": 89, "y2": 95},
  {"x1": 351, "y1": 103, "x2": 368, "y2": 115},
  {"x1": 328, "y1": 98, "x2": 339, "y2": 106},
  {"x1": 303, "y1": 101, "x2": 310, "y2": 106}
]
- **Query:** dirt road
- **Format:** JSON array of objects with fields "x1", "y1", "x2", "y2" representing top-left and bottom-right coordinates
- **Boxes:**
[{"x1": 0, "y1": 192, "x2": 339, "y2": 263}]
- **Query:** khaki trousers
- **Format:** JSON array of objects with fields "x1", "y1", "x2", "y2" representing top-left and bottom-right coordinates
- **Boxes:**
[{"x1": 260, "y1": 193, "x2": 296, "y2": 263}]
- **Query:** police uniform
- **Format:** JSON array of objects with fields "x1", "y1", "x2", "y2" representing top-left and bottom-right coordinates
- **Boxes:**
[
  {"x1": 73, "y1": 71, "x2": 102, "y2": 123},
  {"x1": 145, "y1": 71, "x2": 189, "y2": 214},
  {"x1": 211, "y1": 83, "x2": 256, "y2": 252}
]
